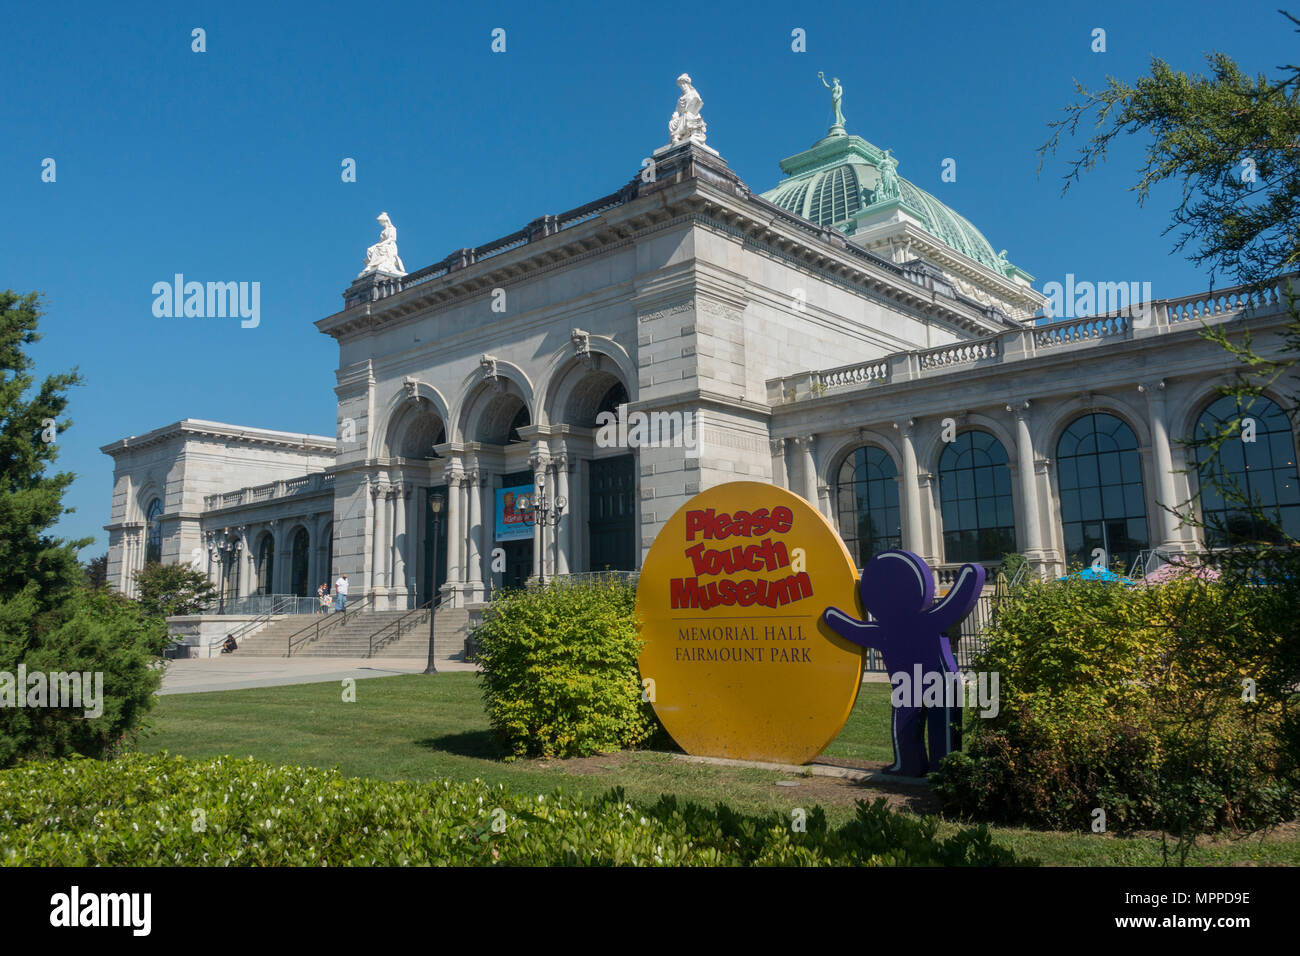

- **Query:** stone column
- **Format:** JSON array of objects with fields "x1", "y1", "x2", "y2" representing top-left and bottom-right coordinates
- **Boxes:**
[
  {"x1": 894, "y1": 419, "x2": 926, "y2": 558},
  {"x1": 361, "y1": 481, "x2": 374, "y2": 594},
  {"x1": 405, "y1": 488, "x2": 419, "y2": 602},
  {"x1": 372, "y1": 484, "x2": 389, "y2": 603},
  {"x1": 792, "y1": 436, "x2": 817, "y2": 505},
  {"x1": 445, "y1": 471, "x2": 463, "y2": 589},
  {"x1": 268, "y1": 519, "x2": 282, "y2": 593},
  {"x1": 569, "y1": 460, "x2": 586, "y2": 573},
  {"x1": 917, "y1": 473, "x2": 939, "y2": 565},
  {"x1": 555, "y1": 454, "x2": 571, "y2": 576},
  {"x1": 770, "y1": 438, "x2": 787, "y2": 490},
  {"x1": 241, "y1": 542, "x2": 254, "y2": 599},
  {"x1": 816, "y1": 483, "x2": 832, "y2": 522},
  {"x1": 466, "y1": 469, "x2": 484, "y2": 595},
  {"x1": 1140, "y1": 381, "x2": 1182, "y2": 549},
  {"x1": 1007, "y1": 402, "x2": 1046, "y2": 567},
  {"x1": 392, "y1": 484, "x2": 408, "y2": 606},
  {"x1": 122, "y1": 534, "x2": 133, "y2": 597}
]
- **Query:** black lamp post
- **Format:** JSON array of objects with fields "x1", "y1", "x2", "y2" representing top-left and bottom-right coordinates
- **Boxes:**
[
  {"x1": 517, "y1": 472, "x2": 567, "y2": 587},
  {"x1": 424, "y1": 491, "x2": 445, "y2": 675}
]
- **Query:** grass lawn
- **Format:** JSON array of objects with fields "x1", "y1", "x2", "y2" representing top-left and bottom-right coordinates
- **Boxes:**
[{"x1": 144, "y1": 672, "x2": 1300, "y2": 866}]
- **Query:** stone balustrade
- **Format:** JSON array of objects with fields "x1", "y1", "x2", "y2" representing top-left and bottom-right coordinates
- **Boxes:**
[
  {"x1": 769, "y1": 277, "x2": 1293, "y2": 405},
  {"x1": 1033, "y1": 314, "x2": 1130, "y2": 349},
  {"x1": 917, "y1": 336, "x2": 1002, "y2": 369},
  {"x1": 203, "y1": 471, "x2": 334, "y2": 512}
]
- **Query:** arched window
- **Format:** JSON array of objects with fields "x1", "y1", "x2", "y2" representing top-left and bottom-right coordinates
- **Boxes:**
[
  {"x1": 145, "y1": 498, "x2": 163, "y2": 564},
  {"x1": 257, "y1": 535, "x2": 274, "y2": 595},
  {"x1": 1193, "y1": 394, "x2": 1300, "y2": 545},
  {"x1": 835, "y1": 446, "x2": 901, "y2": 567},
  {"x1": 291, "y1": 528, "x2": 310, "y2": 596},
  {"x1": 938, "y1": 431, "x2": 1015, "y2": 563},
  {"x1": 1056, "y1": 412, "x2": 1149, "y2": 570}
]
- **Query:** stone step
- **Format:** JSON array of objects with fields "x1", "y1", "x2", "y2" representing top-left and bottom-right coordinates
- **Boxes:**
[{"x1": 233, "y1": 608, "x2": 472, "y2": 659}]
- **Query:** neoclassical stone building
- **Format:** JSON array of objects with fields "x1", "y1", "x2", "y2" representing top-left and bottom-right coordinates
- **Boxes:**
[{"x1": 103, "y1": 87, "x2": 1299, "y2": 622}]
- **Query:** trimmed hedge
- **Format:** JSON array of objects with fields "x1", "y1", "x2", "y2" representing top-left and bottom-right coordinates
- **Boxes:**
[
  {"x1": 0, "y1": 754, "x2": 1026, "y2": 866},
  {"x1": 472, "y1": 578, "x2": 658, "y2": 758},
  {"x1": 932, "y1": 574, "x2": 1300, "y2": 834}
]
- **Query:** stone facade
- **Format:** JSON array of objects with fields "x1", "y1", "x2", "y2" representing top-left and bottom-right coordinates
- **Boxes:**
[
  {"x1": 102, "y1": 137, "x2": 1299, "y2": 612},
  {"x1": 101, "y1": 421, "x2": 334, "y2": 602}
]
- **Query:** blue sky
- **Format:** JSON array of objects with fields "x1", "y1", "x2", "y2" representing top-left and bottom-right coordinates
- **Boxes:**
[{"x1": 2, "y1": 0, "x2": 1293, "y2": 557}]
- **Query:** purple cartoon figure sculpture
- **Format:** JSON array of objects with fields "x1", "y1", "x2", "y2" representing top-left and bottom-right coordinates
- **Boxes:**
[{"x1": 822, "y1": 550, "x2": 985, "y2": 777}]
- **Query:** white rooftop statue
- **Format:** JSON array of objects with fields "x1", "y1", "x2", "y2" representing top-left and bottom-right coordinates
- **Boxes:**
[
  {"x1": 668, "y1": 73, "x2": 707, "y2": 146},
  {"x1": 358, "y1": 212, "x2": 406, "y2": 278}
]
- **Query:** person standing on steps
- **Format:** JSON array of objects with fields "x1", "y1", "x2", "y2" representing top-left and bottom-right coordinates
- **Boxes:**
[{"x1": 335, "y1": 572, "x2": 348, "y2": 613}]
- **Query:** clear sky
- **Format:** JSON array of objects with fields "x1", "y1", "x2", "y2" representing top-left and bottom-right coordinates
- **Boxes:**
[{"x1": 3, "y1": 0, "x2": 1293, "y2": 557}]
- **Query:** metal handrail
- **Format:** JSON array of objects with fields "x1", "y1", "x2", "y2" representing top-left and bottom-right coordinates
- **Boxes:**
[
  {"x1": 210, "y1": 595, "x2": 293, "y2": 654},
  {"x1": 366, "y1": 598, "x2": 436, "y2": 658},
  {"x1": 286, "y1": 596, "x2": 373, "y2": 657}
]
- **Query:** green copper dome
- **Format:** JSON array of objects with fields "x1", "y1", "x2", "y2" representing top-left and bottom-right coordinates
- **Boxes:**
[{"x1": 760, "y1": 132, "x2": 1016, "y2": 277}]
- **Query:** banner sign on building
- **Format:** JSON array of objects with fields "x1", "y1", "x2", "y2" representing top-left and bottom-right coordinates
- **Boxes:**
[
  {"x1": 635, "y1": 481, "x2": 864, "y2": 765},
  {"x1": 495, "y1": 484, "x2": 534, "y2": 541}
]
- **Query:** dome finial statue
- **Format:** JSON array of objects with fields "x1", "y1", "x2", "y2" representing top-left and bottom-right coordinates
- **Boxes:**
[
  {"x1": 818, "y1": 72, "x2": 846, "y2": 135},
  {"x1": 874, "y1": 149, "x2": 900, "y2": 202},
  {"x1": 358, "y1": 212, "x2": 406, "y2": 278},
  {"x1": 667, "y1": 73, "x2": 707, "y2": 146}
]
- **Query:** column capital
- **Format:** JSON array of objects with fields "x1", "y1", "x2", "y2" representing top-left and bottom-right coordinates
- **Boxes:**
[
  {"x1": 1005, "y1": 399, "x2": 1032, "y2": 418},
  {"x1": 770, "y1": 437, "x2": 787, "y2": 457},
  {"x1": 791, "y1": 435, "x2": 815, "y2": 451},
  {"x1": 529, "y1": 453, "x2": 551, "y2": 471},
  {"x1": 892, "y1": 418, "x2": 917, "y2": 437}
]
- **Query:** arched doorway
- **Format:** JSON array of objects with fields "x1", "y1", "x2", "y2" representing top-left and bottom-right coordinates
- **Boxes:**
[
  {"x1": 290, "y1": 527, "x2": 310, "y2": 596},
  {"x1": 256, "y1": 534, "x2": 274, "y2": 595}
]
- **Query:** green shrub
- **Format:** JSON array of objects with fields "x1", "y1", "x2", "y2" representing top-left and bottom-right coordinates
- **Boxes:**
[
  {"x1": 931, "y1": 574, "x2": 1300, "y2": 834},
  {"x1": 0, "y1": 585, "x2": 167, "y2": 768},
  {"x1": 0, "y1": 753, "x2": 1028, "y2": 866},
  {"x1": 472, "y1": 578, "x2": 658, "y2": 758}
]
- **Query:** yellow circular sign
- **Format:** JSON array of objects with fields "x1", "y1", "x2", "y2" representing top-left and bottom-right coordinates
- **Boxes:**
[{"x1": 636, "y1": 481, "x2": 864, "y2": 765}]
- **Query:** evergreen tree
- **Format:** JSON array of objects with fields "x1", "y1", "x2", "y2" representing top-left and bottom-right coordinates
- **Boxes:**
[
  {"x1": 132, "y1": 561, "x2": 217, "y2": 618},
  {"x1": 0, "y1": 290, "x2": 88, "y2": 610}
]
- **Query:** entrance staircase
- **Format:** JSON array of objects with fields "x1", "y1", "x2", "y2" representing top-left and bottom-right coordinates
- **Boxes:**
[{"x1": 232, "y1": 606, "x2": 472, "y2": 660}]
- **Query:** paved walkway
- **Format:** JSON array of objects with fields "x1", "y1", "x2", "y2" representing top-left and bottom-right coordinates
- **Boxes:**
[{"x1": 159, "y1": 657, "x2": 479, "y2": 695}]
